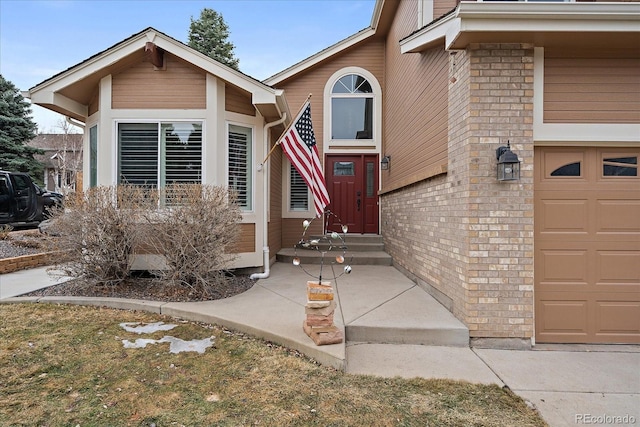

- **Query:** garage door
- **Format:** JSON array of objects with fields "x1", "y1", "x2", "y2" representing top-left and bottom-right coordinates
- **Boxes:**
[{"x1": 535, "y1": 147, "x2": 640, "y2": 344}]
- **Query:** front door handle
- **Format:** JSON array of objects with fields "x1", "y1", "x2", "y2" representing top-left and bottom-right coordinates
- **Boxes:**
[{"x1": 357, "y1": 198, "x2": 361, "y2": 211}]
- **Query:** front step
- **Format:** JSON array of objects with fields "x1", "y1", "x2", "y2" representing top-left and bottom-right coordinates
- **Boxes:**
[
  {"x1": 276, "y1": 234, "x2": 392, "y2": 266},
  {"x1": 345, "y1": 286, "x2": 469, "y2": 347},
  {"x1": 277, "y1": 248, "x2": 393, "y2": 266}
]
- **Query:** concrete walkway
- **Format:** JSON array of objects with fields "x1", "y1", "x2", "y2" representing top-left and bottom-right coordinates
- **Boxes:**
[{"x1": 1, "y1": 263, "x2": 639, "y2": 427}]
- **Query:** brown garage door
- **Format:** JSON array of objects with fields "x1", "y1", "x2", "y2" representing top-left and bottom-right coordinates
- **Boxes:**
[{"x1": 535, "y1": 147, "x2": 640, "y2": 344}]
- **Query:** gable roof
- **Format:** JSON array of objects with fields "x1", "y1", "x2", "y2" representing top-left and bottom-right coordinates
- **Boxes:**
[
  {"x1": 264, "y1": 0, "x2": 397, "y2": 86},
  {"x1": 28, "y1": 27, "x2": 288, "y2": 123}
]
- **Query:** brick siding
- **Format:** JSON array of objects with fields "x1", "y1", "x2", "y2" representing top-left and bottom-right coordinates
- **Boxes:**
[{"x1": 382, "y1": 43, "x2": 535, "y2": 340}]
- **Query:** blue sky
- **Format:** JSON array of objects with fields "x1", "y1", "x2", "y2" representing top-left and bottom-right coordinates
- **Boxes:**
[{"x1": 0, "y1": 0, "x2": 376, "y2": 132}]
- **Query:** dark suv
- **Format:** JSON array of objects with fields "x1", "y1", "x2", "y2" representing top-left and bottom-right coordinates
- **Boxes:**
[{"x1": 0, "y1": 170, "x2": 64, "y2": 226}]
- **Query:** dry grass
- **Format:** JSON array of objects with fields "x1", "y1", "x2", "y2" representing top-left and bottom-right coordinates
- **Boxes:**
[{"x1": 0, "y1": 304, "x2": 547, "y2": 427}]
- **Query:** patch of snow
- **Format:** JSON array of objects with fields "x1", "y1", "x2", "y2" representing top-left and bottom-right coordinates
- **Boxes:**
[
  {"x1": 119, "y1": 322, "x2": 177, "y2": 334},
  {"x1": 162, "y1": 336, "x2": 214, "y2": 354},
  {"x1": 122, "y1": 338, "x2": 161, "y2": 349},
  {"x1": 121, "y1": 336, "x2": 215, "y2": 354}
]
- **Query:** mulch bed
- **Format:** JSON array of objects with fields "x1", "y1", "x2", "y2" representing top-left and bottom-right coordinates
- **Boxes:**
[
  {"x1": 3, "y1": 229, "x2": 256, "y2": 302},
  {"x1": 21, "y1": 273, "x2": 256, "y2": 302}
]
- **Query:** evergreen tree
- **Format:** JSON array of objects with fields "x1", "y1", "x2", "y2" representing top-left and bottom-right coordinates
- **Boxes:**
[
  {"x1": 188, "y1": 8, "x2": 240, "y2": 70},
  {"x1": 0, "y1": 75, "x2": 43, "y2": 181}
]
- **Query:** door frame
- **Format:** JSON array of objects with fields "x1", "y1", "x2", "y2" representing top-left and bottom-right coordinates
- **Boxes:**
[{"x1": 325, "y1": 153, "x2": 379, "y2": 234}]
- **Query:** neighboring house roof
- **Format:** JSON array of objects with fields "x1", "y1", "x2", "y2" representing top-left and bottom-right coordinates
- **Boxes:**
[
  {"x1": 400, "y1": 2, "x2": 640, "y2": 53},
  {"x1": 27, "y1": 27, "x2": 289, "y2": 124},
  {"x1": 28, "y1": 134, "x2": 83, "y2": 169}
]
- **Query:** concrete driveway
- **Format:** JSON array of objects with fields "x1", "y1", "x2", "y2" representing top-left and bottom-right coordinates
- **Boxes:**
[{"x1": 474, "y1": 347, "x2": 640, "y2": 426}]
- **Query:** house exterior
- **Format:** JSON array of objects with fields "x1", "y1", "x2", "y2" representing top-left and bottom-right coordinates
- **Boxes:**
[
  {"x1": 265, "y1": 0, "x2": 640, "y2": 346},
  {"x1": 28, "y1": 1, "x2": 639, "y2": 346},
  {"x1": 28, "y1": 28, "x2": 291, "y2": 269},
  {"x1": 28, "y1": 133, "x2": 83, "y2": 194}
]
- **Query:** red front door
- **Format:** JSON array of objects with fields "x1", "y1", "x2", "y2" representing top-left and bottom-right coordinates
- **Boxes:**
[{"x1": 326, "y1": 154, "x2": 378, "y2": 234}]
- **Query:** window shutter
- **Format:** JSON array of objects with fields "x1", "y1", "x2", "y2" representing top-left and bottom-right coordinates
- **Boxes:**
[
  {"x1": 118, "y1": 123, "x2": 158, "y2": 187},
  {"x1": 228, "y1": 125, "x2": 252, "y2": 210},
  {"x1": 289, "y1": 166, "x2": 308, "y2": 211},
  {"x1": 161, "y1": 123, "x2": 202, "y2": 185}
]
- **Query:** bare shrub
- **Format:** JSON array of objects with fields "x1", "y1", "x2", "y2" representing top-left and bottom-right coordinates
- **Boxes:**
[
  {"x1": 45, "y1": 186, "x2": 151, "y2": 287},
  {"x1": 141, "y1": 184, "x2": 241, "y2": 296}
]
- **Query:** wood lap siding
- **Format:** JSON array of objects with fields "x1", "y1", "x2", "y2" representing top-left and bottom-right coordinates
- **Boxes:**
[
  {"x1": 434, "y1": 0, "x2": 457, "y2": 20},
  {"x1": 544, "y1": 48, "x2": 640, "y2": 124},
  {"x1": 281, "y1": 218, "x2": 323, "y2": 249},
  {"x1": 383, "y1": 0, "x2": 448, "y2": 192},
  {"x1": 269, "y1": 135, "x2": 283, "y2": 254},
  {"x1": 275, "y1": 38, "x2": 385, "y2": 159},
  {"x1": 232, "y1": 223, "x2": 256, "y2": 253},
  {"x1": 112, "y1": 54, "x2": 206, "y2": 109},
  {"x1": 226, "y1": 84, "x2": 256, "y2": 116}
]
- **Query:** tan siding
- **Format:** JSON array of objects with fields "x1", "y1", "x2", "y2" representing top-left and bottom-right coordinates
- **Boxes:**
[
  {"x1": 281, "y1": 218, "x2": 323, "y2": 249},
  {"x1": 225, "y1": 84, "x2": 256, "y2": 116},
  {"x1": 232, "y1": 223, "x2": 256, "y2": 253},
  {"x1": 434, "y1": 0, "x2": 457, "y2": 20},
  {"x1": 112, "y1": 53, "x2": 206, "y2": 109},
  {"x1": 383, "y1": 0, "x2": 449, "y2": 192},
  {"x1": 274, "y1": 38, "x2": 385, "y2": 161},
  {"x1": 268, "y1": 134, "x2": 283, "y2": 254},
  {"x1": 544, "y1": 48, "x2": 640, "y2": 124}
]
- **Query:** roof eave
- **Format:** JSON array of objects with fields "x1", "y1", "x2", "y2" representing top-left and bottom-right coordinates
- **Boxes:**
[
  {"x1": 27, "y1": 28, "x2": 285, "y2": 122},
  {"x1": 263, "y1": 28, "x2": 376, "y2": 86},
  {"x1": 400, "y1": 2, "x2": 640, "y2": 53}
]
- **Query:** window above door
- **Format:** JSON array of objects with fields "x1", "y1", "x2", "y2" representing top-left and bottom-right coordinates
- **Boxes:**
[{"x1": 323, "y1": 67, "x2": 382, "y2": 155}]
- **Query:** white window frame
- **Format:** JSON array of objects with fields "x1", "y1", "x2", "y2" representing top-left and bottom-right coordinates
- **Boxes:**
[
  {"x1": 115, "y1": 119, "x2": 204, "y2": 190},
  {"x1": 418, "y1": 0, "x2": 434, "y2": 28},
  {"x1": 282, "y1": 160, "x2": 313, "y2": 218},
  {"x1": 226, "y1": 121, "x2": 255, "y2": 213},
  {"x1": 323, "y1": 67, "x2": 382, "y2": 154}
]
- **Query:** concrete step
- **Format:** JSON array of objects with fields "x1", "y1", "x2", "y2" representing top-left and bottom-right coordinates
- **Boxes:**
[
  {"x1": 296, "y1": 241, "x2": 385, "y2": 252},
  {"x1": 302, "y1": 234, "x2": 385, "y2": 251},
  {"x1": 345, "y1": 286, "x2": 469, "y2": 347},
  {"x1": 276, "y1": 247, "x2": 393, "y2": 266}
]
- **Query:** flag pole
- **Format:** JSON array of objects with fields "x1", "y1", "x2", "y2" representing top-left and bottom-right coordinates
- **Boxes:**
[{"x1": 260, "y1": 93, "x2": 312, "y2": 165}]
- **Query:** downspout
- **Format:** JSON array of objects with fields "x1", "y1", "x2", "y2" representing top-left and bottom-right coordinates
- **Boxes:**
[{"x1": 250, "y1": 111, "x2": 287, "y2": 280}]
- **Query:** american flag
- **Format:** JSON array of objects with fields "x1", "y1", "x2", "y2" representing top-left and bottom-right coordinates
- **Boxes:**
[{"x1": 279, "y1": 101, "x2": 330, "y2": 218}]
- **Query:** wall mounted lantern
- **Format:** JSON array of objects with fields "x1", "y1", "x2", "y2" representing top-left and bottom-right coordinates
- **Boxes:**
[
  {"x1": 496, "y1": 141, "x2": 520, "y2": 182},
  {"x1": 381, "y1": 155, "x2": 391, "y2": 170}
]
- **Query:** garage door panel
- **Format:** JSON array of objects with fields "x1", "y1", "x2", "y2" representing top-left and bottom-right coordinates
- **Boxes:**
[
  {"x1": 538, "y1": 199, "x2": 589, "y2": 233},
  {"x1": 596, "y1": 250, "x2": 640, "y2": 285},
  {"x1": 596, "y1": 302, "x2": 640, "y2": 335},
  {"x1": 537, "y1": 300, "x2": 588, "y2": 333},
  {"x1": 596, "y1": 199, "x2": 640, "y2": 233},
  {"x1": 539, "y1": 249, "x2": 588, "y2": 282}
]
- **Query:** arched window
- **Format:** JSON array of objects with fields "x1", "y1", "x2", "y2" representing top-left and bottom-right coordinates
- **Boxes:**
[{"x1": 330, "y1": 74, "x2": 374, "y2": 140}]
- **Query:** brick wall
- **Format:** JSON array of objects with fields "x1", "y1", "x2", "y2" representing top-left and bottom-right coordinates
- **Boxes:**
[
  {"x1": 0, "y1": 252, "x2": 56, "y2": 274},
  {"x1": 382, "y1": 43, "x2": 535, "y2": 340}
]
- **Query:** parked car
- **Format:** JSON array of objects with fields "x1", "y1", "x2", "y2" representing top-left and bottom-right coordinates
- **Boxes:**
[{"x1": 0, "y1": 170, "x2": 63, "y2": 227}]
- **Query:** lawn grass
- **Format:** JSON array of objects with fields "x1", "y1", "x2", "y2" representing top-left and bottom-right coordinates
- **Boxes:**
[{"x1": 0, "y1": 303, "x2": 547, "y2": 426}]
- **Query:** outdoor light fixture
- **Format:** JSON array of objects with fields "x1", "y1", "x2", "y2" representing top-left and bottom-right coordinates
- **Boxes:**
[
  {"x1": 496, "y1": 141, "x2": 520, "y2": 182},
  {"x1": 381, "y1": 155, "x2": 391, "y2": 170}
]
